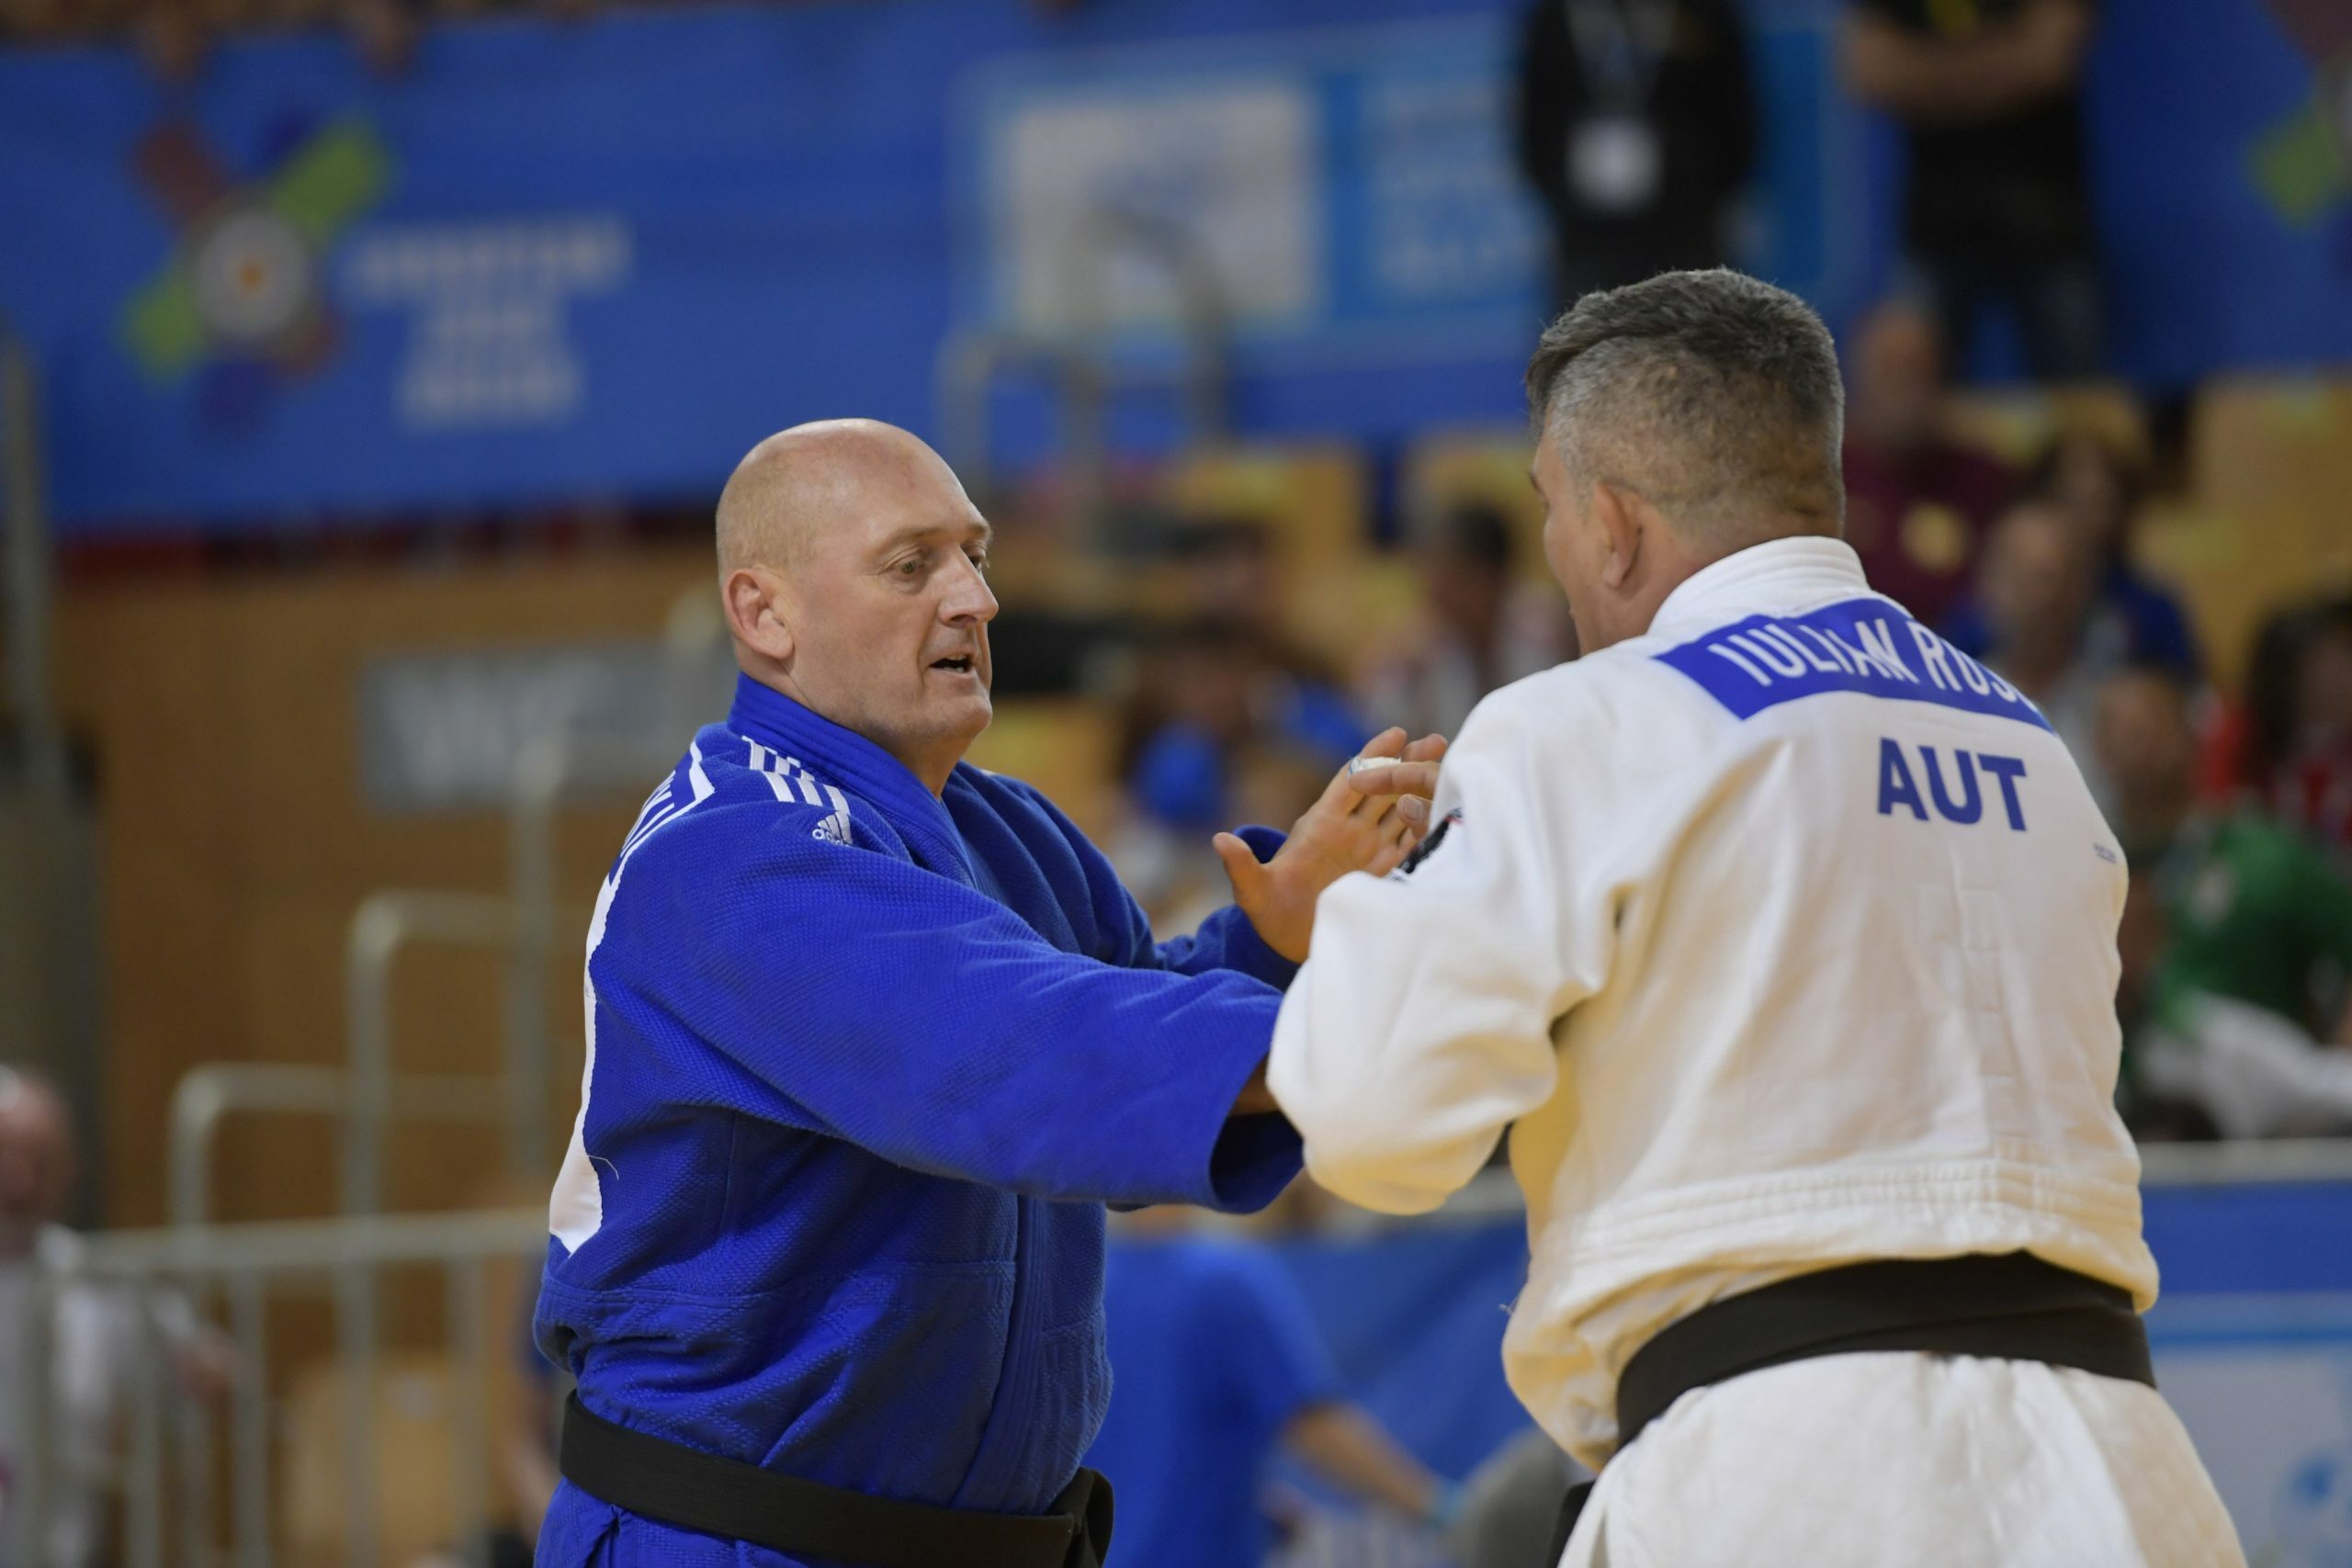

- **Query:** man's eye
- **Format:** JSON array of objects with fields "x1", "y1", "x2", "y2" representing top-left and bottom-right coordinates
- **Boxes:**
[
  {"x1": 895, "y1": 557, "x2": 924, "y2": 578},
  {"x1": 967, "y1": 551, "x2": 989, "y2": 574}
]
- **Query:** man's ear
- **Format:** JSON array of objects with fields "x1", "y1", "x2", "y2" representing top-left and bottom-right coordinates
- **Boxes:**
[
  {"x1": 1590, "y1": 480, "x2": 1644, "y2": 592},
  {"x1": 723, "y1": 567, "x2": 795, "y2": 664}
]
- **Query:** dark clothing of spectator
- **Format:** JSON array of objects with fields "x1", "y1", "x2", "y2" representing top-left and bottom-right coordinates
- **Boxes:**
[
  {"x1": 1851, "y1": 0, "x2": 2105, "y2": 377},
  {"x1": 1946, "y1": 559, "x2": 2202, "y2": 679},
  {"x1": 1514, "y1": 0, "x2": 1758, "y2": 304},
  {"x1": 1861, "y1": 0, "x2": 2095, "y2": 263},
  {"x1": 1840, "y1": 435, "x2": 2013, "y2": 626}
]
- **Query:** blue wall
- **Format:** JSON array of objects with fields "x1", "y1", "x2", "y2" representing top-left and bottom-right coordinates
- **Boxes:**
[{"x1": 0, "y1": 0, "x2": 2343, "y2": 533}]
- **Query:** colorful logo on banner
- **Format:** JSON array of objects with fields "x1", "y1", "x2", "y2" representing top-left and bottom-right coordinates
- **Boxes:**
[
  {"x1": 117, "y1": 116, "x2": 391, "y2": 425},
  {"x1": 2251, "y1": 0, "x2": 2352, "y2": 259}
]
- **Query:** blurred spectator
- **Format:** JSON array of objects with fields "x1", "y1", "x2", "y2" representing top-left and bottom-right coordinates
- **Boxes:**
[
  {"x1": 1974, "y1": 497, "x2": 2114, "y2": 800},
  {"x1": 1442, "y1": 1427, "x2": 1587, "y2": 1568},
  {"x1": 1122, "y1": 522, "x2": 1364, "y2": 836},
  {"x1": 2102, "y1": 664, "x2": 2352, "y2": 1043},
  {"x1": 1839, "y1": 300, "x2": 2013, "y2": 625},
  {"x1": 1355, "y1": 503, "x2": 1577, "y2": 740},
  {"x1": 1083, "y1": 1207, "x2": 1455, "y2": 1568},
  {"x1": 2103, "y1": 661, "x2": 2352, "y2": 1138},
  {"x1": 1842, "y1": 0, "x2": 2104, "y2": 378},
  {"x1": 1172, "y1": 519, "x2": 1316, "y2": 670},
  {"x1": 1513, "y1": 0, "x2": 1757, "y2": 304},
  {"x1": 1945, "y1": 427, "x2": 2203, "y2": 679},
  {"x1": 2119, "y1": 890, "x2": 2352, "y2": 1141},
  {"x1": 1121, "y1": 616, "x2": 1358, "y2": 835},
  {"x1": 2115, "y1": 863, "x2": 2352, "y2": 1145},
  {"x1": 345, "y1": 0, "x2": 421, "y2": 74},
  {"x1": 133, "y1": 0, "x2": 207, "y2": 81},
  {"x1": 2204, "y1": 597, "x2": 2352, "y2": 853},
  {"x1": 0, "y1": 1066, "x2": 233, "y2": 1568}
]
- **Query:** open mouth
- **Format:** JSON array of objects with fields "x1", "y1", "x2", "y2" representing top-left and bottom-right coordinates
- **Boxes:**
[{"x1": 929, "y1": 655, "x2": 977, "y2": 674}]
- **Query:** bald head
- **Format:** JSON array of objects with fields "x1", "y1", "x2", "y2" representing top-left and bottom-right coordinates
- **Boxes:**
[
  {"x1": 717, "y1": 419, "x2": 973, "y2": 581},
  {"x1": 0, "y1": 1066, "x2": 72, "y2": 1258},
  {"x1": 717, "y1": 419, "x2": 1000, "y2": 794}
]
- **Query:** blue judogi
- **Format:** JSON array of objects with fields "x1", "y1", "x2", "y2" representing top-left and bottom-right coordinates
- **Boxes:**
[{"x1": 534, "y1": 674, "x2": 1305, "y2": 1568}]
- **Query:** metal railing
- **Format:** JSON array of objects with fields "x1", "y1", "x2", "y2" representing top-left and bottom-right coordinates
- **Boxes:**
[
  {"x1": 168, "y1": 1063, "x2": 514, "y2": 1234},
  {"x1": 11, "y1": 1207, "x2": 547, "y2": 1568}
]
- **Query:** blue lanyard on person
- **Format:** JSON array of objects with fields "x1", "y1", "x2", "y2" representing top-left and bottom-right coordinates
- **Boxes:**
[{"x1": 1563, "y1": 0, "x2": 1675, "y2": 214}]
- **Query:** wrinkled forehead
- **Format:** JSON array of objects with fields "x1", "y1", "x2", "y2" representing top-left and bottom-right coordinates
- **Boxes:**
[
  {"x1": 811, "y1": 462, "x2": 989, "y2": 563},
  {"x1": 741, "y1": 436, "x2": 976, "y2": 568}
]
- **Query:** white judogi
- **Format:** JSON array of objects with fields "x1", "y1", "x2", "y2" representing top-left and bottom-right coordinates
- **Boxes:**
[{"x1": 1268, "y1": 537, "x2": 2242, "y2": 1567}]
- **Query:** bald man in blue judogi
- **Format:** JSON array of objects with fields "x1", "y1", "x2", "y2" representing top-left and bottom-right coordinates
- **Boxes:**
[{"x1": 533, "y1": 421, "x2": 1438, "y2": 1568}]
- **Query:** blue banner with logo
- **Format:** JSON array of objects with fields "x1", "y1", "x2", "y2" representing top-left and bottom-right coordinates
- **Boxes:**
[{"x1": 0, "y1": 0, "x2": 2344, "y2": 533}]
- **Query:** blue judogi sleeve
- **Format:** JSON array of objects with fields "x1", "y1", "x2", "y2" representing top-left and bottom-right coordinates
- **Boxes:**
[
  {"x1": 600, "y1": 797, "x2": 1297, "y2": 1213},
  {"x1": 990, "y1": 773, "x2": 1300, "y2": 992}
]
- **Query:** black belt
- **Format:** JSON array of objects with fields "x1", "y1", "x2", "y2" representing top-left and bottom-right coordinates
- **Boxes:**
[
  {"x1": 1547, "y1": 1252, "x2": 2154, "y2": 1562},
  {"x1": 558, "y1": 1392, "x2": 1115, "y2": 1568}
]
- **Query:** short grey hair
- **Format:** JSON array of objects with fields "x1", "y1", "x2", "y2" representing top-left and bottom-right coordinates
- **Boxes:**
[{"x1": 1525, "y1": 269, "x2": 1846, "y2": 543}]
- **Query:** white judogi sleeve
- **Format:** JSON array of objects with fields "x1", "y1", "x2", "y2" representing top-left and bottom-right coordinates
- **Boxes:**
[{"x1": 1269, "y1": 684, "x2": 1619, "y2": 1213}]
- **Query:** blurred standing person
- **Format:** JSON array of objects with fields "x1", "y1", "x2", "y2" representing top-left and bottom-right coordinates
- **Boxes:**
[
  {"x1": 1514, "y1": 0, "x2": 1758, "y2": 304},
  {"x1": 1357, "y1": 503, "x2": 1577, "y2": 741},
  {"x1": 1082, "y1": 1207, "x2": 1455, "y2": 1568},
  {"x1": 1838, "y1": 299, "x2": 2013, "y2": 626},
  {"x1": 0, "y1": 1067, "x2": 232, "y2": 1568},
  {"x1": 1844, "y1": 0, "x2": 2104, "y2": 378}
]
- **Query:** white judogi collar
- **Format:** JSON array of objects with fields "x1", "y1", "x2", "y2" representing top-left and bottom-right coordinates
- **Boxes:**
[{"x1": 1646, "y1": 535, "x2": 1875, "y2": 643}]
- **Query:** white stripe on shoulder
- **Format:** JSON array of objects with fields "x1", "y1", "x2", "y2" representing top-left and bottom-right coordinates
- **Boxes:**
[
  {"x1": 548, "y1": 742, "x2": 718, "y2": 1254},
  {"x1": 619, "y1": 800, "x2": 681, "y2": 858}
]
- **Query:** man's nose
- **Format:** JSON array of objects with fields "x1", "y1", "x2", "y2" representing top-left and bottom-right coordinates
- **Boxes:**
[{"x1": 942, "y1": 554, "x2": 998, "y2": 625}]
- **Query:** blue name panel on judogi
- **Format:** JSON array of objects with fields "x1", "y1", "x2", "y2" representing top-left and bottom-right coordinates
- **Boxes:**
[{"x1": 1654, "y1": 596, "x2": 2053, "y2": 731}]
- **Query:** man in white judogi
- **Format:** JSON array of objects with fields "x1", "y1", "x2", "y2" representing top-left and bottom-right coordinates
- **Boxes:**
[{"x1": 1267, "y1": 271, "x2": 2243, "y2": 1567}]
